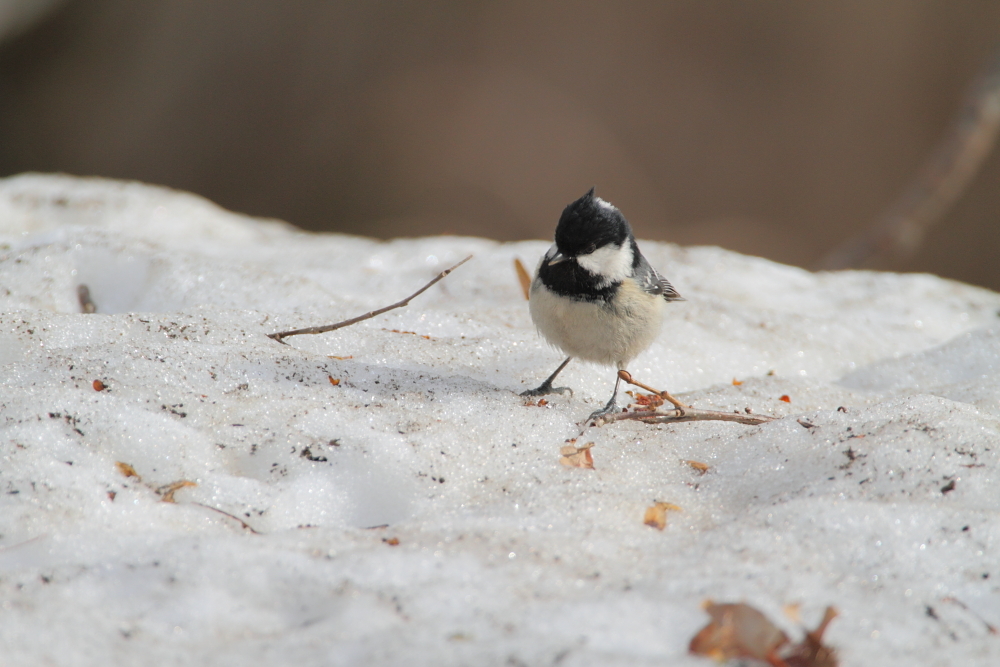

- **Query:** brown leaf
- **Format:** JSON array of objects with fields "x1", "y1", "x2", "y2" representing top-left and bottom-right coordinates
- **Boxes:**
[
  {"x1": 783, "y1": 603, "x2": 803, "y2": 624},
  {"x1": 514, "y1": 258, "x2": 532, "y2": 300},
  {"x1": 643, "y1": 501, "x2": 682, "y2": 530},
  {"x1": 77, "y1": 284, "x2": 97, "y2": 313},
  {"x1": 785, "y1": 607, "x2": 839, "y2": 667},
  {"x1": 92, "y1": 379, "x2": 106, "y2": 391},
  {"x1": 685, "y1": 460, "x2": 710, "y2": 475},
  {"x1": 328, "y1": 376, "x2": 341, "y2": 386},
  {"x1": 560, "y1": 442, "x2": 595, "y2": 469},
  {"x1": 328, "y1": 355, "x2": 353, "y2": 360},
  {"x1": 627, "y1": 391, "x2": 665, "y2": 410},
  {"x1": 732, "y1": 378, "x2": 743, "y2": 386},
  {"x1": 158, "y1": 480, "x2": 197, "y2": 503},
  {"x1": 689, "y1": 601, "x2": 789, "y2": 663},
  {"x1": 115, "y1": 461, "x2": 141, "y2": 480},
  {"x1": 779, "y1": 395, "x2": 791, "y2": 403},
  {"x1": 383, "y1": 537, "x2": 400, "y2": 546}
]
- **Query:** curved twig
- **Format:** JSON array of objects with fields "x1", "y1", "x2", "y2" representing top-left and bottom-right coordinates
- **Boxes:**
[
  {"x1": 617, "y1": 370, "x2": 687, "y2": 410},
  {"x1": 268, "y1": 255, "x2": 472, "y2": 343}
]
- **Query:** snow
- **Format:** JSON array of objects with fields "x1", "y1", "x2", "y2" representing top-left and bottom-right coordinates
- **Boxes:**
[{"x1": 1, "y1": 173, "x2": 999, "y2": 666}]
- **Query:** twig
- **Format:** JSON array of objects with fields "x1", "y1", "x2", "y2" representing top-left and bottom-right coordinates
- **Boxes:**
[
  {"x1": 817, "y1": 46, "x2": 1000, "y2": 269},
  {"x1": 618, "y1": 370, "x2": 687, "y2": 410},
  {"x1": 157, "y1": 480, "x2": 197, "y2": 503},
  {"x1": 595, "y1": 370, "x2": 776, "y2": 426},
  {"x1": 114, "y1": 460, "x2": 261, "y2": 533},
  {"x1": 268, "y1": 255, "x2": 473, "y2": 343},
  {"x1": 191, "y1": 502, "x2": 261, "y2": 534},
  {"x1": 0, "y1": 534, "x2": 48, "y2": 553},
  {"x1": 596, "y1": 406, "x2": 776, "y2": 427},
  {"x1": 943, "y1": 596, "x2": 999, "y2": 635}
]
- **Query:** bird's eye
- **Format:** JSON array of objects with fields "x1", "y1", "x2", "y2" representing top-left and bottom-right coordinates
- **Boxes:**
[{"x1": 584, "y1": 244, "x2": 597, "y2": 255}]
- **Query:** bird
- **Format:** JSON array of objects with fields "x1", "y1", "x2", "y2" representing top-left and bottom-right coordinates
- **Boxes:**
[{"x1": 521, "y1": 188, "x2": 683, "y2": 421}]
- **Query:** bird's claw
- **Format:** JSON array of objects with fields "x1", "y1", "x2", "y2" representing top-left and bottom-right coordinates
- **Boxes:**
[
  {"x1": 586, "y1": 399, "x2": 622, "y2": 423},
  {"x1": 520, "y1": 384, "x2": 573, "y2": 398}
]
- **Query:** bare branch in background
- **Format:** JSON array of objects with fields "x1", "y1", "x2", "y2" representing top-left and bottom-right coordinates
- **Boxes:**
[{"x1": 817, "y1": 46, "x2": 1000, "y2": 270}]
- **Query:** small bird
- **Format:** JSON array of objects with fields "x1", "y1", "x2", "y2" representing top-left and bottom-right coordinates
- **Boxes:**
[{"x1": 522, "y1": 188, "x2": 683, "y2": 421}]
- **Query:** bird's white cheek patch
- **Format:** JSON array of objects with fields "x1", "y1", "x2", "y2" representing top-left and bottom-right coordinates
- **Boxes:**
[{"x1": 576, "y1": 244, "x2": 632, "y2": 285}]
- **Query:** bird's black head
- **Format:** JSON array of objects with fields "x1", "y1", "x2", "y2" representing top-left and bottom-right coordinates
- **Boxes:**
[{"x1": 553, "y1": 187, "x2": 632, "y2": 257}]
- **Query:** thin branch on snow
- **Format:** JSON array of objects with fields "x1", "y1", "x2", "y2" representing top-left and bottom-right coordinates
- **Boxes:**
[
  {"x1": 191, "y1": 502, "x2": 261, "y2": 534},
  {"x1": 596, "y1": 406, "x2": 776, "y2": 427},
  {"x1": 592, "y1": 370, "x2": 777, "y2": 427},
  {"x1": 267, "y1": 255, "x2": 472, "y2": 344}
]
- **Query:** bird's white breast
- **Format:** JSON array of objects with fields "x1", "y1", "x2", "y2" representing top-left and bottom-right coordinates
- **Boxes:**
[{"x1": 529, "y1": 276, "x2": 665, "y2": 368}]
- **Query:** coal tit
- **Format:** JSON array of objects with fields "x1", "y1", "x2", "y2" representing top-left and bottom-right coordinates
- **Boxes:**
[{"x1": 522, "y1": 188, "x2": 683, "y2": 420}]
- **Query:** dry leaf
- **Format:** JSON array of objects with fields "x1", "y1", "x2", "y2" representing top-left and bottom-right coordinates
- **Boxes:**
[
  {"x1": 560, "y1": 442, "x2": 595, "y2": 469},
  {"x1": 92, "y1": 379, "x2": 106, "y2": 391},
  {"x1": 77, "y1": 284, "x2": 97, "y2": 313},
  {"x1": 685, "y1": 460, "x2": 710, "y2": 475},
  {"x1": 689, "y1": 601, "x2": 789, "y2": 663},
  {"x1": 158, "y1": 480, "x2": 197, "y2": 503},
  {"x1": 328, "y1": 376, "x2": 341, "y2": 386},
  {"x1": 115, "y1": 461, "x2": 141, "y2": 480},
  {"x1": 732, "y1": 378, "x2": 743, "y2": 386},
  {"x1": 785, "y1": 607, "x2": 839, "y2": 667},
  {"x1": 514, "y1": 258, "x2": 532, "y2": 300},
  {"x1": 628, "y1": 391, "x2": 664, "y2": 410},
  {"x1": 383, "y1": 537, "x2": 400, "y2": 546},
  {"x1": 328, "y1": 355, "x2": 353, "y2": 360},
  {"x1": 783, "y1": 603, "x2": 803, "y2": 624},
  {"x1": 690, "y1": 602, "x2": 838, "y2": 667},
  {"x1": 779, "y1": 395, "x2": 791, "y2": 403},
  {"x1": 643, "y1": 501, "x2": 682, "y2": 530}
]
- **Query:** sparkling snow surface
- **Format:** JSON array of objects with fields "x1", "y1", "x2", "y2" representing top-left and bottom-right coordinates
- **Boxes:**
[{"x1": 1, "y1": 174, "x2": 999, "y2": 666}]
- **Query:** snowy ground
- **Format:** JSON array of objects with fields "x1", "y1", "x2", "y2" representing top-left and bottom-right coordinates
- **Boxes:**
[{"x1": 1, "y1": 173, "x2": 999, "y2": 666}]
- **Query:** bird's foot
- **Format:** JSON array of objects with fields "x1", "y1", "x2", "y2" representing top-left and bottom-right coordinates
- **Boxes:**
[
  {"x1": 586, "y1": 398, "x2": 622, "y2": 423},
  {"x1": 520, "y1": 382, "x2": 573, "y2": 398}
]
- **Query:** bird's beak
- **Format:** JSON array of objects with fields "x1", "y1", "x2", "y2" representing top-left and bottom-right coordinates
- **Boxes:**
[{"x1": 545, "y1": 252, "x2": 568, "y2": 266}]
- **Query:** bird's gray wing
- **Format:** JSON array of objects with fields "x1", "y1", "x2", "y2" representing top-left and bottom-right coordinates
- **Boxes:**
[{"x1": 634, "y1": 253, "x2": 684, "y2": 302}]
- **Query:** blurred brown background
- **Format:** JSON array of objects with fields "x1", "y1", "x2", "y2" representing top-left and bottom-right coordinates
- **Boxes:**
[{"x1": 2, "y1": 1, "x2": 1000, "y2": 288}]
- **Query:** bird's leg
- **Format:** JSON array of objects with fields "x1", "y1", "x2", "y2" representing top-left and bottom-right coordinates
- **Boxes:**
[
  {"x1": 586, "y1": 372, "x2": 624, "y2": 422},
  {"x1": 520, "y1": 357, "x2": 574, "y2": 397}
]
